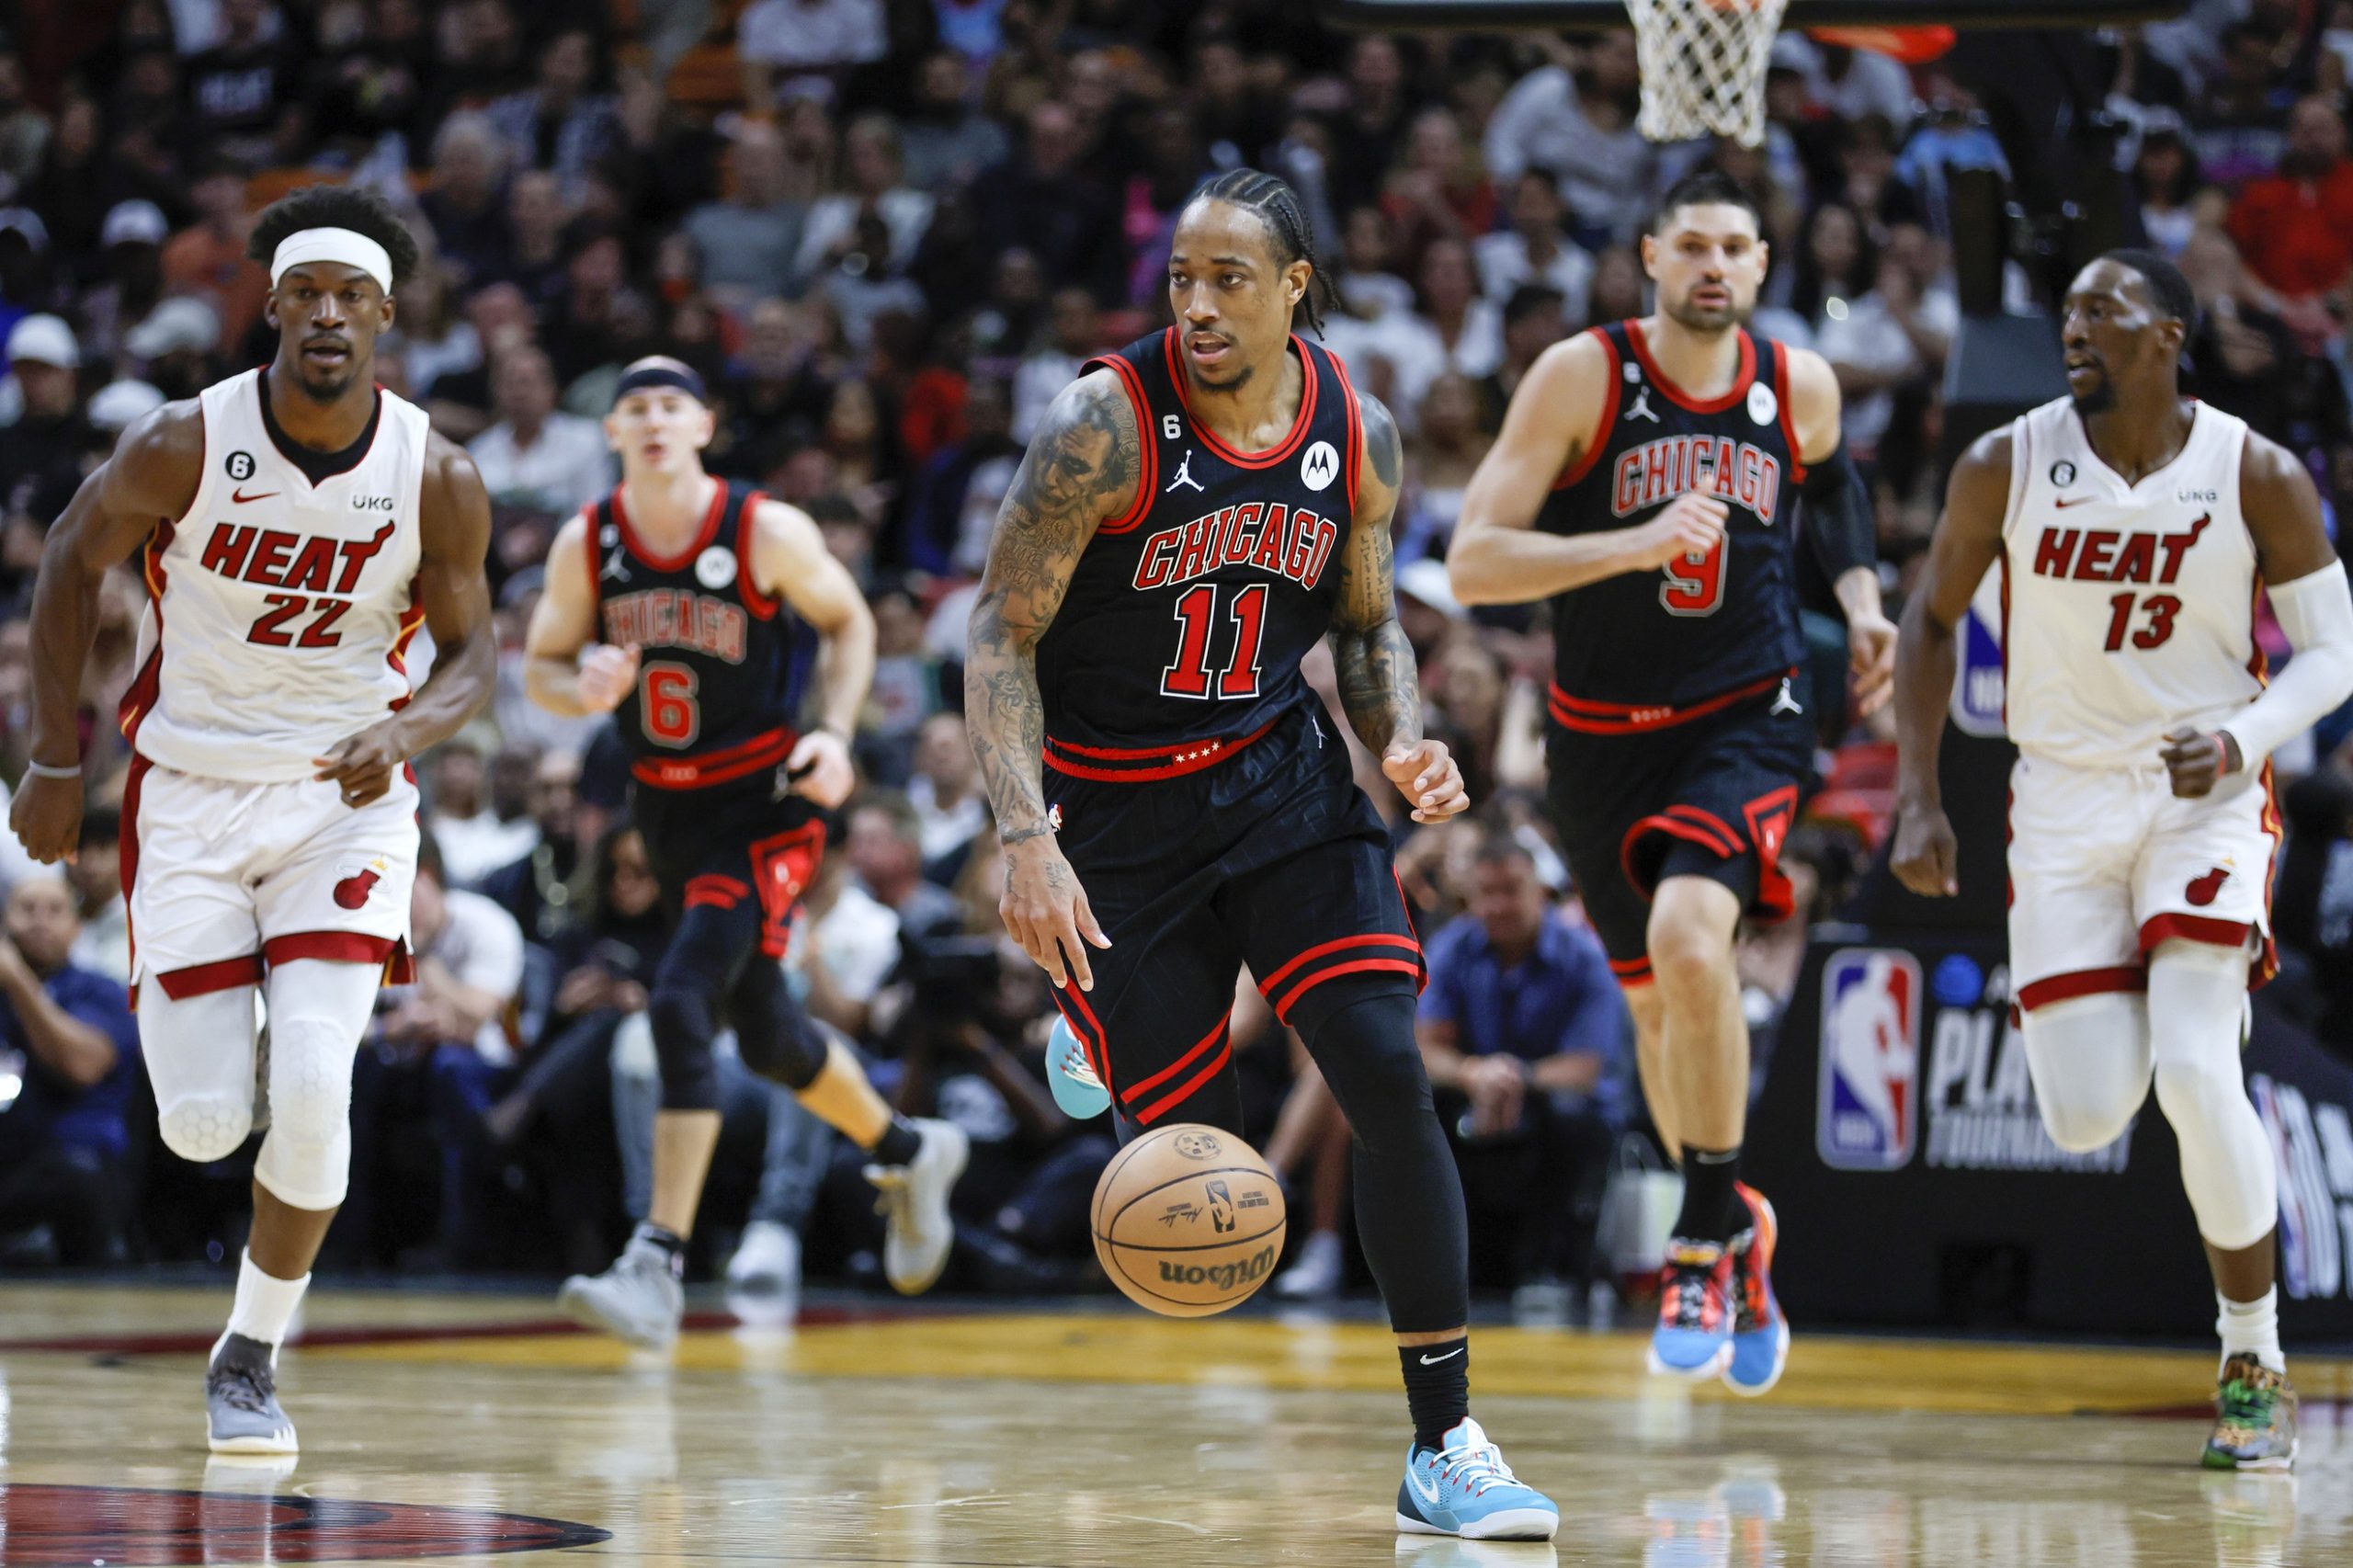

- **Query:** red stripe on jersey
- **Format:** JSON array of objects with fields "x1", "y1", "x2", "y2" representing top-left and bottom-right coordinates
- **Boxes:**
[
  {"x1": 614, "y1": 478, "x2": 728, "y2": 571},
  {"x1": 737, "y1": 489, "x2": 779, "y2": 619},
  {"x1": 1553, "y1": 328, "x2": 1622, "y2": 491},
  {"x1": 1086, "y1": 354, "x2": 1158, "y2": 536},
  {"x1": 1626, "y1": 319, "x2": 1756, "y2": 415},
  {"x1": 1163, "y1": 327, "x2": 1320, "y2": 469}
]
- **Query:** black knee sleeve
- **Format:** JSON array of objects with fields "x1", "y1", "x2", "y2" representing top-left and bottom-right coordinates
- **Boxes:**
[
  {"x1": 648, "y1": 986, "x2": 722, "y2": 1111},
  {"x1": 727, "y1": 955, "x2": 827, "y2": 1092},
  {"x1": 1306, "y1": 993, "x2": 1469, "y2": 1335}
]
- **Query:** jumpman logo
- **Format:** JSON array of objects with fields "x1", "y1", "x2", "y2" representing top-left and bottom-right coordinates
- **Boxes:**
[
  {"x1": 1165, "y1": 449, "x2": 1204, "y2": 494},
  {"x1": 602, "y1": 547, "x2": 628, "y2": 580},
  {"x1": 1769, "y1": 677, "x2": 1804, "y2": 717},
  {"x1": 1626, "y1": 385, "x2": 1660, "y2": 423}
]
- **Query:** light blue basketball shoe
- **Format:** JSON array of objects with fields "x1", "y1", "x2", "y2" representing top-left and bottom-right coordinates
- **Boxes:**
[
  {"x1": 1395, "y1": 1418, "x2": 1560, "y2": 1540},
  {"x1": 1046, "y1": 1017, "x2": 1111, "y2": 1119}
]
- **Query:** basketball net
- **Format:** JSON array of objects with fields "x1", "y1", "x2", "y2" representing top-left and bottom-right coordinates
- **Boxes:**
[{"x1": 1627, "y1": 0, "x2": 1791, "y2": 148}]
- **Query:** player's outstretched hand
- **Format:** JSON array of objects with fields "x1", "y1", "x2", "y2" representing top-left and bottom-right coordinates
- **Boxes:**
[
  {"x1": 785, "y1": 729, "x2": 855, "y2": 810},
  {"x1": 9, "y1": 771, "x2": 81, "y2": 866},
  {"x1": 1000, "y1": 834, "x2": 1111, "y2": 992},
  {"x1": 2160, "y1": 725, "x2": 2237, "y2": 799},
  {"x1": 1890, "y1": 799, "x2": 1960, "y2": 897},
  {"x1": 575, "y1": 642, "x2": 640, "y2": 713},
  {"x1": 1383, "y1": 739, "x2": 1469, "y2": 824},
  {"x1": 1847, "y1": 606, "x2": 1898, "y2": 717},
  {"x1": 314, "y1": 722, "x2": 406, "y2": 809},
  {"x1": 1621, "y1": 493, "x2": 1729, "y2": 572}
]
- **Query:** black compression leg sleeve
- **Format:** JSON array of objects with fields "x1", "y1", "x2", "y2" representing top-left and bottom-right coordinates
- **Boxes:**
[
  {"x1": 647, "y1": 900, "x2": 755, "y2": 1112},
  {"x1": 1303, "y1": 990, "x2": 1470, "y2": 1335},
  {"x1": 725, "y1": 948, "x2": 828, "y2": 1092}
]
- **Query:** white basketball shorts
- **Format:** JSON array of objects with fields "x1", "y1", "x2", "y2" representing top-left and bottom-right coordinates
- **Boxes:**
[
  {"x1": 124, "y1": 756, "x2": 418, "y2": 1001},
  {"x1": 2006, "y1": 751, "x2": 2279, "y2": 1017}
]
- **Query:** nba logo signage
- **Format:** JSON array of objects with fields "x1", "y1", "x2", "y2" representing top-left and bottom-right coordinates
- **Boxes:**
[{"x1": 1817, "y1": 949, "x2": 1922, "y2": 1171}]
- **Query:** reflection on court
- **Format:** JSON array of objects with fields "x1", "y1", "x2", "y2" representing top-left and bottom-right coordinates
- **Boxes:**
[{"x1": 0, "y1": 1283, "x2": 2344, "y2": 1565}]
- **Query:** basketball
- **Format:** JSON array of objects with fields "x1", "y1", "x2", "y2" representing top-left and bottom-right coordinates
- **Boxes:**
[{"x1": 1091, "y1": 1125, "x2": 1288, "y2": 1317}]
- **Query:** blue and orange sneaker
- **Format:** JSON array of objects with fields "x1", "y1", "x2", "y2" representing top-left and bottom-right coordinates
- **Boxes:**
[
  {"x1": 1722, "y1": 1182, "x2": 1790, "y2": 1397},
  {"x1": 1646, "y1": 1240, "x2": 1733, "y2": 1379},
  {"x1": 1395, "y1": 1418, "x2": 1560, "y2": 1540}
]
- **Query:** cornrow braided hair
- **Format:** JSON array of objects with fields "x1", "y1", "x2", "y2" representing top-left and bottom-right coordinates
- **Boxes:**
[{"x1": 1193, "y1": 167, "x2": 1336, "y2": 338}]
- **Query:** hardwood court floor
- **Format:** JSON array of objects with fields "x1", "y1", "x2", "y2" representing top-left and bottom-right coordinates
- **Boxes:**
[{"x1": 1, "y1": 1281, "x2": 2348, "y2": 1565}]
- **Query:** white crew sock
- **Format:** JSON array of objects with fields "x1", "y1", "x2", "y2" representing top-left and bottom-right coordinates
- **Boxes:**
[
  {"x1": 2218, "y1": 1288, "x2": 2285, "y2": 1375},
  {"x1": 223, "y1": 1248, "x2": 312, "y2": 1359}
]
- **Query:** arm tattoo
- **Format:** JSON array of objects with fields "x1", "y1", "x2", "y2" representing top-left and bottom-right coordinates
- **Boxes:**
[
  {"x1": 964, "y1": 375, "x2": 1136, "y2": 838},
  {"x1": 1326, "y1": 394, "x2": 1421, "y2": 755}
]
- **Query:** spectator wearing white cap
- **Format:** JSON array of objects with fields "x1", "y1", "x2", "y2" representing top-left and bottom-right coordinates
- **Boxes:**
[
  {"x1": 0, "y1": 313, "x2": 88, "y2": 528},
  {"x1": 86, "y1": 380, "x2": 166, "y2": 437},
  {"x1": 80, "y1": 201, "x2": 171, "y2": 371},
  {"x1": 122, "y1": 296, "x2": 222, "y2": 403}
]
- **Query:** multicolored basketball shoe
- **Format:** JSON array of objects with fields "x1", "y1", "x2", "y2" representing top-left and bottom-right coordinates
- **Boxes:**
[
  {"x1": 2204, "y1": 1355, "x2": 2299, "y2": 1471},
  {"x1": 1045, "y1": 1017, "x2": 1111, "y2": 1119},
  {"x1": 1722, "y1": 1183, "x2": 1790, "y2": 1397},
  {"x1": 1647, "y1": 1240, "x2": 1733, "y2": 1379},
  {"x1": 1394, "y1": 1418, "x2": 1561, "y2": 1540}
]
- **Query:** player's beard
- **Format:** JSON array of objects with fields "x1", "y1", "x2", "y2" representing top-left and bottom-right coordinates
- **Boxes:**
[
  {"x1": 292, "y1": 353, "x2": 364, "y2": 403},
  {"x1": 2070, "y1": 371, "x2": 2116, "y2": 416},
  {"x1": 1661, "y1": 285, "x2": 1749, "y2": 335}
]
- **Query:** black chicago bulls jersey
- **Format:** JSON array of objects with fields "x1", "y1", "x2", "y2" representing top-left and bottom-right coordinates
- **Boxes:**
[
  {"x1": 586, "y1": 480, "x2": 801, "y2": 791},
  {"x1": 1539, "y1": 320, "x2": 1805, "y2": 711},
  {"x1": 1036, "y1": 328, "x2": 1364, "y2": 756}
]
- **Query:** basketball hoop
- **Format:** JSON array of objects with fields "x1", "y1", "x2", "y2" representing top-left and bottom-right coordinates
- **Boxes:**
[{"x1": 1626, "y1": 0, "x2": 1790, "y2": 147}]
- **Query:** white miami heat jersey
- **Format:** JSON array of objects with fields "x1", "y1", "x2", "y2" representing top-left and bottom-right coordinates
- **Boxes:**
[
  {"x1": 1999, "y1": 397, "x2": 2263, "y2": 770},
  {"x1": 122, "y1": 369, "x2": 430, "y2": 782}
]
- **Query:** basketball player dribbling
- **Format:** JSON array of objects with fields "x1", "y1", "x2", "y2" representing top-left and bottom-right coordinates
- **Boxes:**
[
  {"x1": 963, "y1": 168, "x2": 1559, "y2": 1540},
  {"x1": 10, "y1": 186, "x2": 498, "y2": 1452},
  {"x1": 525, "y1": 358, "x2": 965, "y2": 1347},
  {"x1": 1893, "y1": 249, "x2": 2353, "y2": 1469},
  {"x1": 1450, "y1": 169, "x2": 1893, "y2": 1394}
]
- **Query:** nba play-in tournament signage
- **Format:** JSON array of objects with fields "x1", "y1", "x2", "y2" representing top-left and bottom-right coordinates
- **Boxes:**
[
  {"x1": 1815, "y1": 945, "x2": 2132, "y2": 1176},
  {"x1": 1751, "y1": 926, "x2": 2353, "y2": 1337}
]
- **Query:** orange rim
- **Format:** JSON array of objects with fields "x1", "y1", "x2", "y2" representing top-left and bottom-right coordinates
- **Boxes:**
[{"x1": 1804, "y1": 23, "x2": 1958, "y2": 62}]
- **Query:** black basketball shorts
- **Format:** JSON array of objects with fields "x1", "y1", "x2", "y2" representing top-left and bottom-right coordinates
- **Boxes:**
[
  {"x1": 1544, "y1": 676, "x2": 1812, "y2": 986},
  {"x1": 1043, "y1": 707, "x2": 1424, "y2": 1129},
  {"x1": 631, "y1": 775, "x2": 828, "y2": 961}
]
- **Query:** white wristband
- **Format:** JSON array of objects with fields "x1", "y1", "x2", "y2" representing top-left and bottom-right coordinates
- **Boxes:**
[{"x1": 22, "y1": 759, "x2": 81, "y2": 780}]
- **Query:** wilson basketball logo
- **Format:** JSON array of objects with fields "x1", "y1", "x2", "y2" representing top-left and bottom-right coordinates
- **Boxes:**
[
  {"x1": 1817, "y1": 948, "x2": 1921, "y2": 1172},
  {"x1": 1156, "y1": 1243, "x2": 1277, "y2": 1292}
]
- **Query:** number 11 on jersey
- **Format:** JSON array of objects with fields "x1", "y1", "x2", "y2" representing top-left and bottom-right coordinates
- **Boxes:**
[{"x1": 1160, "y1": 583, "x2": 1267, "y2": 699}]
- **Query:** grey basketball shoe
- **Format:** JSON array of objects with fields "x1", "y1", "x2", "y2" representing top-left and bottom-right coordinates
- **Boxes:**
[
  {"x1": 559, "y1": 1233, "x2": 685, "y2": 1349},
  {"x1": 207, "y1": 1333, "x2": 296, "y2": 1454}
]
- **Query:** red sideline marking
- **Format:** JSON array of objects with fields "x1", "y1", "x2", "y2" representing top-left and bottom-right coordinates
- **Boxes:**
[{"x1": 0, "y1": 1303, "x2": 924, "y2": 1356}]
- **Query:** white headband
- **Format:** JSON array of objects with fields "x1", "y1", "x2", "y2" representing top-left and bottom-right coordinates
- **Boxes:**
[{"x1": 270, "y1": 227, "x2": 393, "y2": 295}]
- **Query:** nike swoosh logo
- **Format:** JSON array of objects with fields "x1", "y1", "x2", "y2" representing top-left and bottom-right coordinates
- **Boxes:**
[
  {"x1": 232, "y1": 488, "x2": 279, "y2": 505},
  {"x1": 2053, "y1": 495, "x2": 2092, "y2": 508},
  {"x1": 1418, "y1": 1347, "x2": 1465, "y2": 1365},
  {"x1": 1408, "y1": 1463, "x2": 1445, "y2": 1507}
]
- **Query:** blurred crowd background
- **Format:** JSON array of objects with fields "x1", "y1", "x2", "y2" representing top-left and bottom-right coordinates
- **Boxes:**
[{"x1": 0, "y1": 0, "x2": 2350, "y2": 1319}]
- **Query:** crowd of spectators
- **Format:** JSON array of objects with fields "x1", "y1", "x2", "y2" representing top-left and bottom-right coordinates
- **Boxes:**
[{"x1": 0, "y1": 0, "x2": 2349, "y2": 1316}]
